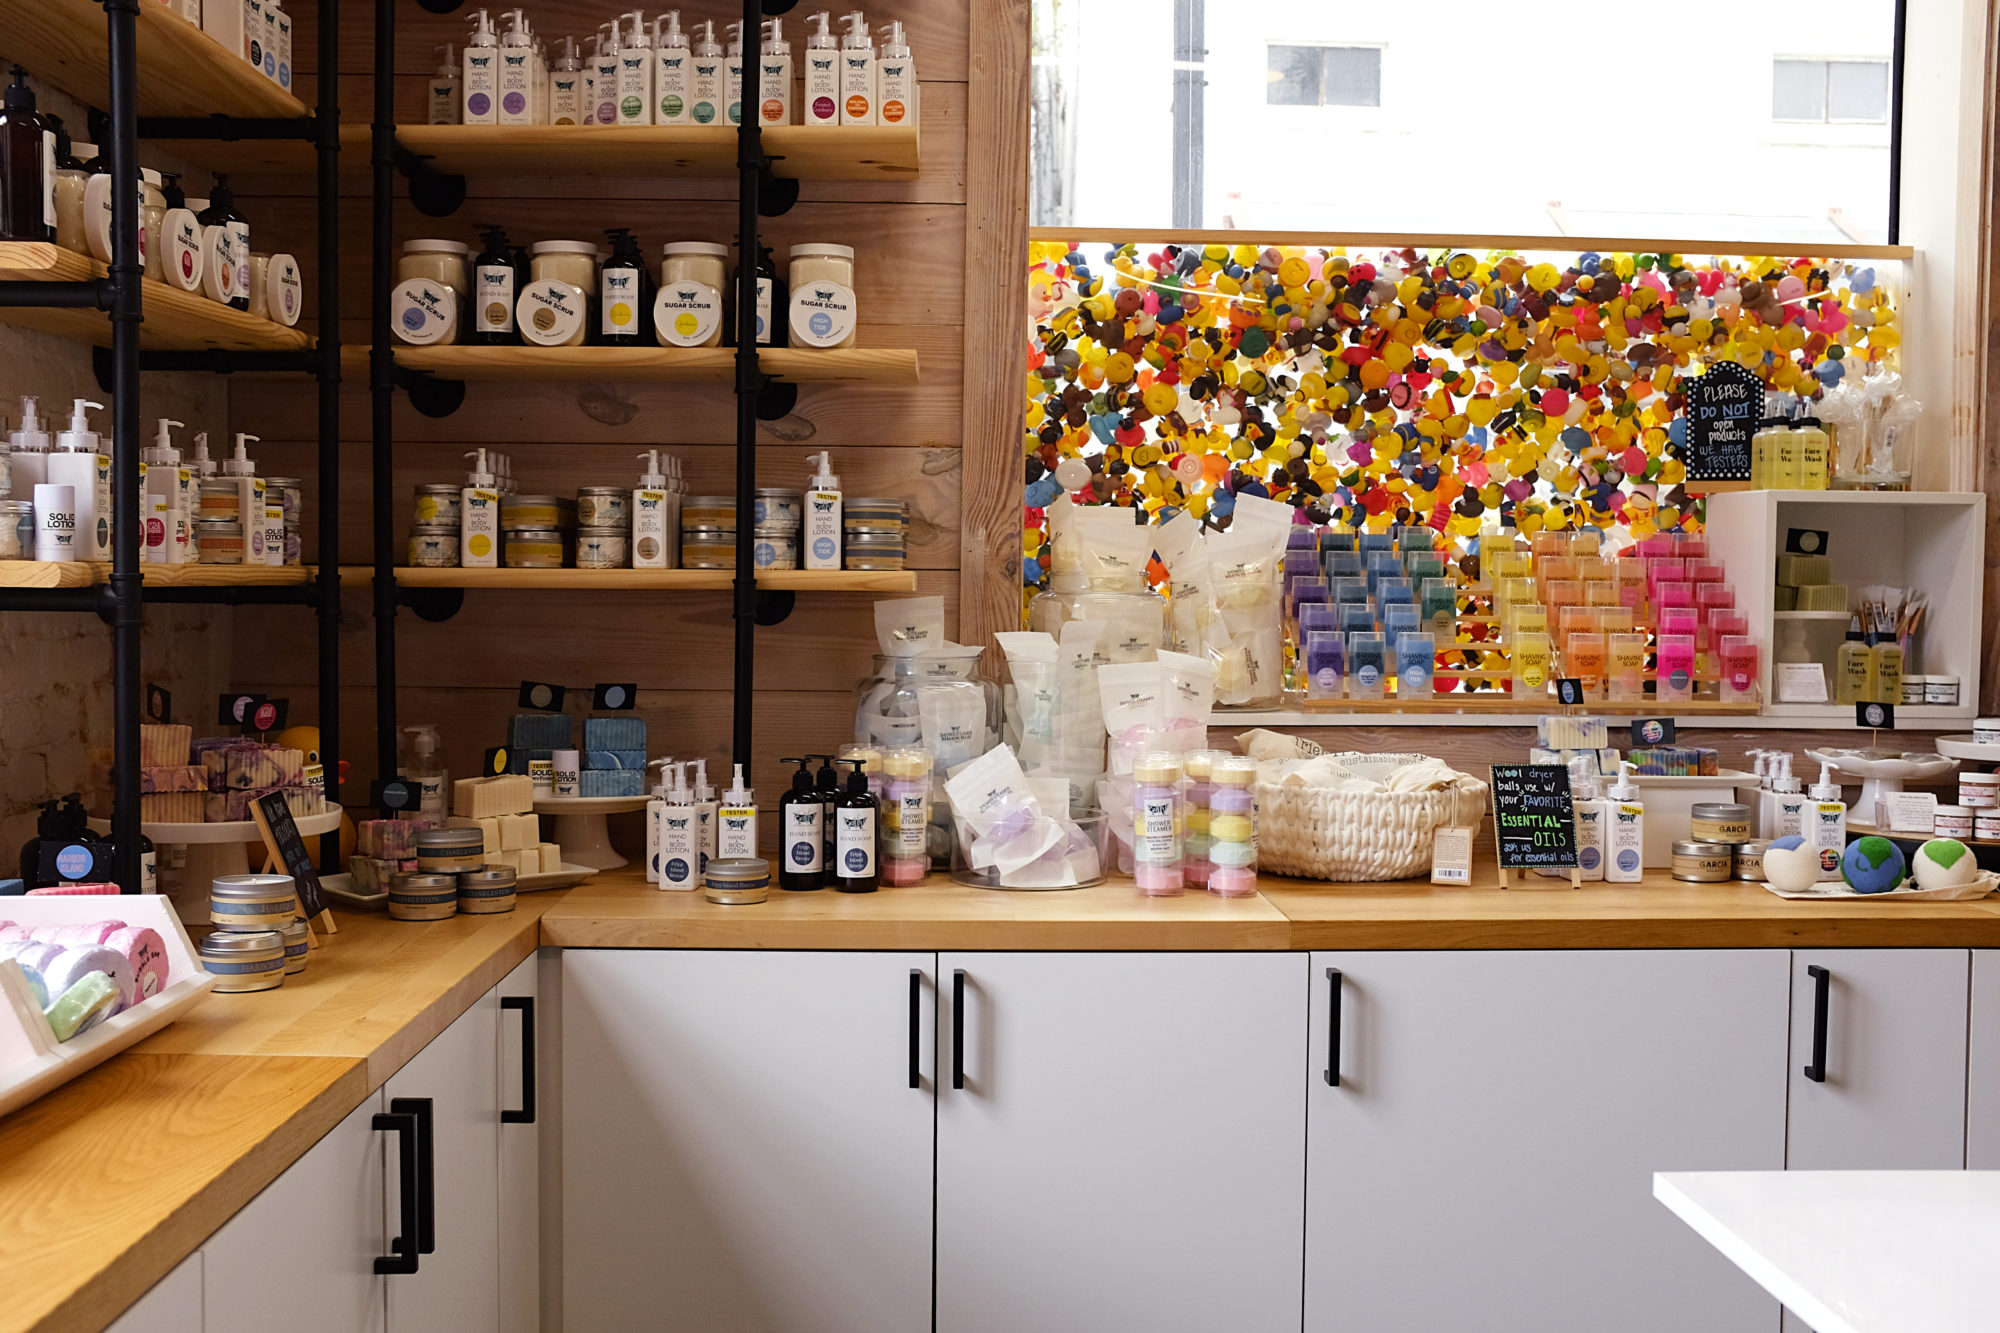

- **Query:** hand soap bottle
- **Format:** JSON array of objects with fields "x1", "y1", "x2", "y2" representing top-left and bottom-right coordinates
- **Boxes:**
[
  {"x1": 719, "y1": 763, "x2": 758, "y2": 859},
  {"x1": 779, "y1": 756, "x2": 824, "y2": 890},
  {"x1": 758, "y1": 18, "x2": 792, "y2": 125},
  {"x1": 51, "y1": 398, "x2": 110, "y2": 561},
  {"x1": 598, "y1": 226, "x2": 649, "y2": 344},
  {"x1": 461, "y1": 447, "x2": 500, "y2": 567},
  {"x1": 801, "y1": 11, "x2": 839, "y2": 126},
  {"x1": 399, "y1": 723, "x2": 450, "y2": 819},
  {"x1": 197, "y1": 175, "x2": 250, "y2": 310},
  {"x1": 689, "y1": 21, "x2": 723, "y2": 124},
  {"x1": 462, "y1": 9, "x2": 499, "y2": 122},
  {"x1": 833, "y1": 757, "x2": 879, "y2": 892},
  {"x1": 1604, "y1": 761, "x2": 1645, "y2": 883},
  {"x1": 143, "y1": 417, "x2": 193, "y2": 564},
  {"x1": 814, "y1": 752, "x2": 840, "y2": 871},
  {"x1": 838, "y1": 11, "x2": 875, "y2": 124},
  {"x1": 0, "y1": 66, "x2": 53, "y2": 243},
  {"x1": 1810, "y1": 763, "x2": 1847, "y2": 881},
  {"x1": 632, "y1": 449, "x2": 673, "y2": 568},
  {"x1": 804, "y1": 450, "x2": 842, "y2": 570},
  {"x1": 658, "y1": 762, "x2": 700, "y2": 890},
  {"x1": 428, "y1": 44, "x2": 461, "y2": 123},
  {"x1": 652, "y1": 11, "x2": 690, "y2": 124},
  {"x1": 9, "y1": 394, "x2": 50, "y2": 488},
  {"x1": 471, "y1": 223, "x2": 518, "y2": 344}
]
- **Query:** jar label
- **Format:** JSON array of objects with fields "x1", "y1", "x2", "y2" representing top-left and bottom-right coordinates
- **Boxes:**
[
  {"x1": 790, "y1": 279, "x2": 857, "y2": 348},
  {"x1": 896, "y1": 794, "x2": 926, "y2": 856},
  {"x1": 836, "y1": 808, "x2": 876, "y2": 878},
  {"x1": 475, "y1": 264, "x2": 515, "y2": 333},
  {"x1": 1137, "y1": 795, "x2": 1177, "y2": 860},
  {"x1": 601, "y1": 266, "x2": 642, "y2": 336},
  {"x1": 391, "y1": 277, "x2": 456, "y2": 345},
  {"x1": 272, "y1": 256, "x2": 303, "y2": 324},
  {"x1": 786, "y1": 805, "x2": 823, "y2": 871},
  {"x1": 655, "y1": 280, "x2": 721, "y2": 347},
  {"x1": 516, "y1": 278, "x2": 585, "y2": 346}
]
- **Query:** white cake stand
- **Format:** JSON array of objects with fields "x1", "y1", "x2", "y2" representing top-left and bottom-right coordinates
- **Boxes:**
[
  {"x1": 89, "y1": 806, "x2": 344, "y2": 924},
  {"x1": 533, "y1": 795, "x2": 648, "y2": 869},
  {"x1": 1803, "y1": 749, "x2": 1958, "y2": 823},
  {"x1": 1936, "y1": 735, "x2": 2000, "y2": 766}
]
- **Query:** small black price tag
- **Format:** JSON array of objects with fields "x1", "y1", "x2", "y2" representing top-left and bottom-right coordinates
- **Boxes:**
[
  {"x1": 145, "y1": 684, "x2": 172, "y2": 723},
  {"x1": 1630, "y1": 717, "x2": 1677, "y2": 747},
  {"x1": 218, "y1": 692, "x2": 264, "y2": 726},
  {"x1": 371, "y1": 777, "x2": 415, "y2": 812},
  {"x1": 1856, "y1": 701, "x2": 1896, "y2": 730},
  {"x1": 518, "y1": 680, "x2": 566, "y2": 711},
  {"x1": 250, "y1": 697, "x2": 289, "y2": 734},
  {"x1": 483, "y1": 746, "x2": 511, "y2": 777},
  {"x1": 1553, "y1": 678, "x2": 1585, "y2": 707},
  {"x1": 592, "y1": 682, "x2": 639, "y2": 710},
  {"x1": 1785, "y1": 527, "x2": 1830, "y2": 556}
]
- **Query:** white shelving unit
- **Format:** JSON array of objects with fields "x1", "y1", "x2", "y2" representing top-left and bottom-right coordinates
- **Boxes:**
[{"x1": 1704, "y1": 491, "x2": 1985, "y2": 727}]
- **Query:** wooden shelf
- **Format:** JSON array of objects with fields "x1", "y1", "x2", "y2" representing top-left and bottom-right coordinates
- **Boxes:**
[
  {"x1": 337, "y1": 566, "x2": 917, "y2": 592},
  {"x1": 0, "y1": 561, "x2": 315, "y2": 588},
  {"x1": 396, "y1": 123, "x2": 920, "y2": 179},
  {"x1": 386, "y1": 343, "x2": 917, "y2": 384},
  {"x1": 1296, "y1": 696, "x2": 1762, "y2": 717},
  {"x1": 0, "y1": 243, "x2": 314, "y2": 352},
  {"x1": 0, "y1": 0, "x2": 306, "y2": 120}
]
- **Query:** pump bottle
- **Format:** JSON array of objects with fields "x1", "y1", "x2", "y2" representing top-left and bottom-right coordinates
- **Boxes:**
[
  {"x1": 693, "y1": 759, "x2": 718, "y2": 871},
  {"x1": 1835, "y1": 616, "x2": 1873, "y2": 705},
  {"x1": 0, "y1": 66, "x2": 53, "y2": 242},
  {"x1": 399, "y1": 724, "x2": 450, "y2": 819},
  {"x1": 838, "y1": 11, "x2": 875, "y2": 125},
  {"x1": 549, "y1": 36, "x2": 584, "y2": 124},
  {"x1": 1810, "y1": 764, "x2": 1847, "y2": 881},
  {"x1": 190, "y1": 429, "x2": 217, "y2": 478},
  {"x1": 801, "y1": 12, "x2": 839, "y2": 126},
  {"x1": 653, "y1": 11, "x2": 691, "y2": 124},
  {"x1": 1794, "y1": 408, "x2": 1830, "y2": 490},
  {"x1": 616, "y1": 10, "x2": 653, "y2": 125},
  {"x1": 1604, "y1": 761, "x2": 1645, "y2": 883},
  {"x1": 461, "y1": 448, "x2": 501, "y2": 567},
  {"x1": 223, "y1": 432, "x2": 267, "y2": 561},
  {"x1": 598, "y1": 227, "x2": 649, "y2": 343},
  {"x1": 471, "y1": 223, "x2": 518, "y2": 344},
  {"x1": 1766, "y1": 755, "x2": 1808, "y2": 842},
  {"x1": 497, "y1": 9, "x2": 535, "y2": 123},
  {"x1": 144, "y1": 418, "x2": 193, "y2": 564},
  {"x1": 689, "y1": 21, "x2": 723, "y2": 124},
  {"x1": 779, "y1": 756, "x2": 824, "y2": 890},
  {"x1": 1565, "y1": 757, "x2": 1607, "y2": 883},
  {"x1": 877, "y1": 20, "x2": 914, "y2": 126},
  {"x1": 632, "y1": 449, "x2": 673, "y2": 568},
  {"x1": 804, "y1": 450, "x2": 843, "y2": 570},
  {"x1": 428, "y1": 45, "x2": 462, "y2": 123},
  {"x1": 658, "y1": 763, "x2": 700, "y2": 890},
  {"x1": 197, "y1": 175, "x2": 250, "y2": 311},
  {"x1": 9, "y1": 395, "x2": 50, "y2": 488},
  {"x1": 718, "y1": 764, "x2": 759, "y2": 860},
  {"x1": 722, "y1": 22, "x2": 746, "y2": 126},
  {"x1": 644, "y1": 758, "x2": 673, "y2": 884},
  {"x1": 834, "y1": 758, "x2": 880, "y2": 891},
  {"x1": 51, "y1": 399, "x2": 110, "y2": 561},
  {"x1": 759, "y1": 18, "x2": 793, "y2": 125},
  {"x1": 1773, "y1": 401, "x2": 1803, "y2": 490},
  {"x1": 1750, "y1": 392, "x2": 1786, "y2": 491},
  {"x1": 592, "y1": 24, "x2": 621, "y2": 125},
  {"x1": 813, "y1": 752, "x2": 840, "y2": 871},
  {"x1": 463, "y1": 9, "x2": 499, "y2": 123}
]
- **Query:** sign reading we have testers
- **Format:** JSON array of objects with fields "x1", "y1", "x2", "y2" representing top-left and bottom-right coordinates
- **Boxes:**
[{"x1": 1488, "y1": 763, "x2": 1580, "y2": 888}]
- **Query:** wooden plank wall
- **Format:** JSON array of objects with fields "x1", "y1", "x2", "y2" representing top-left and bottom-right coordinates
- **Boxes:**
[{"x1": 228, "y1": 0, "x2": 1021, "y2": 822}]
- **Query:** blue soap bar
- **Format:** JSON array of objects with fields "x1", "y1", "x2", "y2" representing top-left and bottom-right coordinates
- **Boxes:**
[
  {"x1": 583, "y1": 716, "x2": 646, "y2": 751},
  {"x1": 510, "y1": 713, "x2": 573, "y2": 751},
  {"x1": 580, "y1": 768, "x2": 644, "y2": 797},
  {"x1": 584, "y1": 749, "x2": 646, "y2": 770},
  {"x1": 504, "y1": 748, "x2": 555, "y2": 775},
  {"x1": 0, "y1": 877, "x2": 24, "y2": 896}
]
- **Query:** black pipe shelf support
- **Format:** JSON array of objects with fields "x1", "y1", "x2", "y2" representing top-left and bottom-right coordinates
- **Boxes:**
[
  {"x1": 132, "y1": 115, "x2": 318, "y2": 141},
  {"x1": 0, "y1": 280, "x2": 117, "y2": 308},
  {"x1": 397, "y1": 585, "x2": 465, "y2": 623}
]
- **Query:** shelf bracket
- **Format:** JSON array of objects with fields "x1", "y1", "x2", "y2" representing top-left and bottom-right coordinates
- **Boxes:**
[
  {"x1": 398, "y1": 585, "x2": 465, "y2": 622},
  {"x1": 753, "y1": 377, "x2": 799, "y2": 420},
  {"x1": 753, "y1": 588, "x2": 796, "y2": 625},
  {"x1": 760, "y1": 0, "x2": 800, "y2": 12},
  {"x1": 396, "y1": 367, "x2": 466, "y2": 418},
  {"x1": 756, "y1": 165, "x2": 800, "y2": 217},
  {"x1": 390, "y1": 136, "x2": 467, "y2": 217},
  {"x1": 415, "y1": 0, "x2": 466, "y2": 11}
]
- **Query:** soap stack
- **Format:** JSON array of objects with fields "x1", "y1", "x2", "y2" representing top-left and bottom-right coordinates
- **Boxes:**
[
  {"x1": 446, "y1": 775, "x2": 563, "y2": 872},
  {"x1": 580, "y1": 716, "x2": 647, "y2": 796}
]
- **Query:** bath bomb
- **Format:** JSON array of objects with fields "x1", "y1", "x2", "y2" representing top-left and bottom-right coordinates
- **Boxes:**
[
  {"x1": 1761, "y1": 835, "x2": 1821, "y2": 893},
  {"x1": 1840, "y1": 836, "x2": 1907, "y2": 894},
  {"x1": 1912, "y1": 838, "x2": 1981, "y2": 890}
]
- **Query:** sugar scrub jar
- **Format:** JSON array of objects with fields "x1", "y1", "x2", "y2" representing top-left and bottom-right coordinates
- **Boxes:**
[
  {"x1": 787, "y1": 243, "x2": 857, "y2": 349},
  {"x1": 517, "y1": 241, "x2": 595, "y2": 347},
  {"x1": 1132, "y1": 751, "x2": 1185, "y2": 896},
  {"x1": 391, "y1": 239, "x2": 470, "y2": 346},
  {"x1": 655, "y1": 242, "x2": 727, "y2": 348}
]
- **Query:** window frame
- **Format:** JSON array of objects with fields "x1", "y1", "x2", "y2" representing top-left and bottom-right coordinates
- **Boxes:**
[{"x1": 1771, "y1": 56, "x2": 1894, "y2": 126}]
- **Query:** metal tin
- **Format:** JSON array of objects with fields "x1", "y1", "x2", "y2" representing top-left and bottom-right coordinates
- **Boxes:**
[
  {"x1": 504, "y1": 528, "x2": 567, "y2": 568},
  {"x1": 1688, "y1": 802, "x2": 1753, "y2": 845},
  {"x1": 1977, "y1": 718, "x2": 2000, "y2": 745},
  {"x1": 1670, "y1": 840, "x2": 1735, "y2": 882},
  {"x1": 575, "y1": 528, "x2": 629, "y2": 569},
  {"x1": 413, "y1": 483, "x2": 462, "y2": 526},
  {"x1": 576, "y1": 487, "x2": 629, "y2": 530},
  {"x1": 458, "y1": 865, "x2": 518, "y2": 914},
  {"x1": 1927, "y1": 676, "x2": 1961, "y2": 706},
  {"x1": 197, "y1": 517, "x2": 244, "y2": 564},
  {"x1": 198, "y1": 477, "x2": 242, "y2": 519},
  {"x1": 197, "y1": 928, "x2": 287, "y2": 992},
  {"x1": 502, "y1": 494, "x2": 573, "y2": 529},
  {"x1": 682, "y1": 495, "x2": 737, "y2": 527},
  {"x1": 389, "y1": 871, "x2": 459, "y2": 920},
  {"x1": 752, "y1": 529, "x2": 798, "y2": 570},
  {"x1": 407, "y1": 523, "x2": 459, "y2": 567},
  {"x1": 415, "y1": 827, "x2": 485, "y2": 873},
  {"x1": 752, "y1": 488, "x2": 802, "y2": 527},
  {"x1": 704, "y1": 856, "x2": 771, "y2": 904},
  {"x1": 278, "y1": 917, "x2": 311, "y2": 973},
  {"x1": 266, "y1": 477, "x2": 302, "y2": 527},
  {"x1": 1732, "y1": 839, "x2": 1772, "y2": 881},
  {"x1": 846, "y1": 497, "x2": 906, "y2": 520},
  {"x1": 682, "y1": 540, "x2": 734, "y2": 570},
  {"x1": 844, "y1": 551, "x2": 907, "y2": 571},
  {"x1": 209, "y1": 873, "x2": 299, "y2": 929},
  {"x1": 0, "y1": 499, "x2": 31, "y2": 559}
]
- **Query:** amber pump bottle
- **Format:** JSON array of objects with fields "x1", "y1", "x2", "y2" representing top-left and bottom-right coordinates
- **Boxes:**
[{"x1": 0, "y1": 68, "x2": 52, "y2": 242}]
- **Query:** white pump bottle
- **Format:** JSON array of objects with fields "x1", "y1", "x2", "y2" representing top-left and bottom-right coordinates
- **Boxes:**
[
  {"x1": 51, "y1": 399, "x2": 111, "y2": 561},
  {"x1": 719, "y1": 763, "x2": 758, "y2": 860},
  {"x1": 689, "y1": 21, "x2": 723, "y2": 125},
  {"x1": 722, "y1": 22, "x2": 745, "y2": 126},
  {"x1": 652, "y1": 11, "x2": 691, "y2": 124},
  {"x1": 1603, "y1": 761, "x2": 1645, "y2": 883},
  {"x1": 1810, "y1": 763, "x2": 1847, "y2": 882},
  {"x1": 658, "y1": 762, "x2": 701, "y2": 891},
  {"x1": 9, "y1": 395, "x2": 51, "y2": 489},
  {"x1": 461, "y1": 448, "x2": 500, "y2": 567},
  {"x1": 693, "y1": 758, "x2": 718, "y2": 871},
  {"x1": 645, "y1": 758, "x2": 674, "y2": 885},
  {"x1": 876, "y1": 19, "x2": 914, "y2": 126},
  {"x1": 223, "y1": 432, "x2": 266, "y2": 562},
  {"x1": 801, "y1": 11, "x2": 839, "y2": 126},
  {"x1": 428, "y1": 45, "x2": 461, "y2": 123},
  {"x1": 838, "y1": 11, "x2": 875, "y2": 125},
  {"x1": 592, "y1": 24, "x2": 621, "y2": 125},
  {"x1": 804, "y1": 450, "x2": 842, "y2": 570},
  {"x1": 144, "y1": 418, "x2": 193, "y2": 565},
  {"x1": 549, "y1": 36, "x2": 584, "y2": 124},
  {"x1": 759, "y1": 18, "x2": 792, "y2": 125},
  {"x1": 632, "y1": 449, "x2": 673, "y2": 569},
  {"x1": 616, "y1": 10, "x2": 653, "y2": 125},
  {"x1": 462, "y1": 8, "x2": 499, "y2": 123},
  {"x1": 497, "y1": 9, "x2": 534, "y2": 124}
]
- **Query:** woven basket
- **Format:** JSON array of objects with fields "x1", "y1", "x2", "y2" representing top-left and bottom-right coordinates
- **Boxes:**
[{"x1": 1254, "y1": 753, "x2": 1489, "y2": 882}]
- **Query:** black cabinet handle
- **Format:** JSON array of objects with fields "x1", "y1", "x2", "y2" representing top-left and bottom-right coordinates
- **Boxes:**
[
  {"x1": 391, "y1": 1097, "x2": 436, "y2": 1255},
  {"x1": 1804, "y1": 965, "x2": 1830, "y2": 1083},
  {"x1": 951, "y1": 969, "x2": 966, "y2": 1090},
  {"x1": 908, "y1": 970, "x2": 923, "y2": 1090},
  {"x1": 501, "y1": 996, "x2": 536, "y2": 1124},
  {"x1": 1324, "y1": 968, "x2": 1343, "y2": 1087},
  {"x1": 372, "y1": 1111, "x2": 420, "y2": 1275}
]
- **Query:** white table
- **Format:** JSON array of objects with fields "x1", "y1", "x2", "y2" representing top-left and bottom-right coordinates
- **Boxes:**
[{"x1": 1655, "y1": 1171, "x2": 2000, "y2": 1333}]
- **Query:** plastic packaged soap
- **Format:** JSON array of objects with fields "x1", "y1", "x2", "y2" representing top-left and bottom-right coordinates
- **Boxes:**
[
  {"x1": 1657, "y1": 633, "x2": 1697, "y2": 703},
  {"x1": 1304, "y1": 630, "x2": 1344, "y2": 701},
  {"x1": 1348, "y1": 632, "x2": 1386, "y2": 700},
  {"x1": 1207, "y1": 755, "x2": 1257, "y2": 897},
  {"x1": 1131, "y1": 751, "x2": 1184, "y2": 896},
  {"x1": 880, "y1": 745, "x2": 931, "y2": 885},
  {"x1": 1182, "y1": 749, "x2": 1219, "y2": 890},
  {"x1": 1394, "y1": 631, "x2": 1434, "y2": 697}
]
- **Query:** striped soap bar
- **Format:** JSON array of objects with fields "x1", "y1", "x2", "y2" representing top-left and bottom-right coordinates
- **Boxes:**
[
  {"x1": 583, "y1": 716, "x2": 646, "y2": 751},
  {"x1": 510, "y1": 713, "x2": 574, "y2": 751},
  {"x1": 579, "y1": 768, "x2": 644, "y2": 798},
  {"x1": 583, "y1": 749, "x2": 646, "y2": 770}
]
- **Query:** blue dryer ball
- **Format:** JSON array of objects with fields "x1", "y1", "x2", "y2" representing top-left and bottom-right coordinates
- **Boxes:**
[{"x1": 1840, "y1": 836, "x2": 1906, "y2": 894}]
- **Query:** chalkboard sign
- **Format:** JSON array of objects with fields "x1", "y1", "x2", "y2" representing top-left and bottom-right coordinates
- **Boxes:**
[
  {"x1": 250, "y1": 790, "x2": 331, "y2": 928},
  {"x1": 1489, "y1": 764, "x2": 1578, "y2": 880},
  {"x1": 1685, "y1": 360, "x2": 1759, "y2": 482}
]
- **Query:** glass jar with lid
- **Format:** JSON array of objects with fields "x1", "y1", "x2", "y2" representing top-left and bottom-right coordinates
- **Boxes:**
[
  {"x1": 392, "y1": 238, "x2": 470, "y2": 346},
  {"x1": 656, "y1": 242, "x2": 727, "y2": 348},
  {"x1": 0, "y1": 499, "x2": 32, "y2": 559},
  {"x1": 787, "y1": 243, "x2": 857, "y2": 349},
  {"x1": 400, "y1": 238, "x2": 471, "y2": 291},
  {"x1": 139, "y1": 168, "x2": 166, "y2": 282},
  {"x1": 518, "y1": 240, "x2": 596, "y2": 347}
]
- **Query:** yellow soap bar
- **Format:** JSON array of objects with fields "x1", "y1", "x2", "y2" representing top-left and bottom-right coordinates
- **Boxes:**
[
  {"x1": 500, "y1": 813, "x2": 540, "y2": 850},
  {"x1": 538, "y1": 842, "x2": 562, "y2": 873},
  {"x1": 1208, "y1": 814, "x2": 1253, "y2": 842},
  {"x1": 453, "y1": 774, "x2": 535, "y2": 818}
]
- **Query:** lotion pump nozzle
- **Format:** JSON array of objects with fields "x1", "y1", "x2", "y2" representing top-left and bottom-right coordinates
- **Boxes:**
[
  {"x1": 150, "y1": 418, "x2": 185, "y2": 461},
  {"x1": 880, "y1": 19, "x2": 908, "y2": 57},
  {"x1": 724, "y1": 20, "x2": 743, "y2": 54},
  {"x1": 693, "y1": 758, "x2": 712, "y2": 801},
  {"x1": 841, "y1": 10, "x2": 870, "y2": 47},
  {"x1": 501, "y1": 8, "x2": 528, "y2": 41},
  {"x1": 1811, "y1": 763, "x2": 1843, "y2": 804},
  {"x1": 435, "y1": 43, "x2": 458, "y2": 71},
  {"x1": 624, "y1": 9, "x2": 649, "y2": 44},
  {"x1": 806, "y1": 10, "x2": 834, "y2": 47},
  {"x1": 463, "y1": 447, "x2": 497, "y2": 487},
  {"x1": 764, "y1": 16, "x2": 788, "y2": 53},
  {"x1": 12, "y1": 395, "x2": 44, "y2": 444},
  {"x1": 808, "y1": 449, "x2": 839, "y2": 490},
  {"x1": 190, "y1": 430, "x2": 214, "y2": 475},
  {"x1": 637, "y1": 449, "x2": 667, "y2": 488},
  {"x1": 723, "y1": 763, "x2": 752, "y2": 806},
  {"x1": 648, "y1": 756, "x2": 674, "y2": 795},
  {"x1": 466, "y1": 8, "x2": 496, "y2": 45},
  {"x1": 224, "y1": 432, "x2": 258, "y2": 474},
  {"x1": 61, "y1": 399, "x2": 103, "y2": 449},
  {"x1": 693, "y1": 19, "x2": 719, "y2": 56},
  {"x1": 1608, "y1": 760, "x2": 1639, "y2": 802}
]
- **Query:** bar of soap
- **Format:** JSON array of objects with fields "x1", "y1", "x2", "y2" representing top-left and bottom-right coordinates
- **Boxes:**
[
  {"x1": 583, "y1": 749, "x2": 645, "y2": 770},
  {"x1": 140, "y1": 722, "x2": 193, "y2": 766},
  {"x1": 453, "y1": 774, "x2": 534, "y2": 818},
  {"x1": 500, "y1": 813, "x2": 540, "y2": 851},
  {"x1": 509, "y1": 713, "x2": 573, "y2": 751},
  {"x1": 579, "y1": 769, "x2": 643, "y2": 798},
  {"x1": 44, "y1": 970, "x2": 121, "y2": 1041},
  {"x1": 140, "y1": 764, "x2": 208, "y2": 793},
  {"x1": 583, "y1": 716, "x2": 645, "y2": 751}
]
